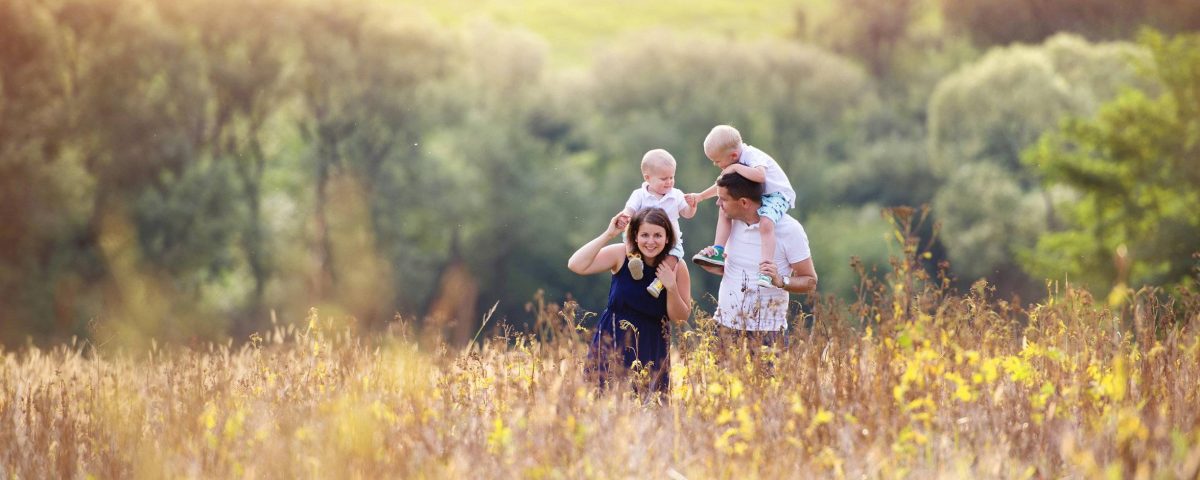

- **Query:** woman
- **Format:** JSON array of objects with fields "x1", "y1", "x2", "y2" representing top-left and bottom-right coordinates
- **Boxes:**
[{"x1": 567, "y1": 207, "x2": 692, "y2": 393}]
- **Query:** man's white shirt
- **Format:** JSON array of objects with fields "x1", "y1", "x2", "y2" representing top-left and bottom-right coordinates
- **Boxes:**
[{"x1": 715, "y1": 213, "x2": 810, "y2": 331}]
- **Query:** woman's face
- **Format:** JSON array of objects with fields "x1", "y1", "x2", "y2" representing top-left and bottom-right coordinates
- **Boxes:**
[{"x1": 635, "y1": 223, "x2": 668, "y2": 259}]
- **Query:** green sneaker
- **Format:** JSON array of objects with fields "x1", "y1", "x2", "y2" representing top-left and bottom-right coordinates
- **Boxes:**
[
  {"x1": 628, "y1": 254, "x2": 644, "y2": 280},
  {"x1": 646, "y1": 279, "x2": 664, "y2": 298},
  {"x1": 691, "y1": 247, "x2": 725, "y2": 267}
]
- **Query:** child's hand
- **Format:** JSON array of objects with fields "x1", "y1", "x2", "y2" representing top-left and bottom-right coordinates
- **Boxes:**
[
  {"x1": 721, "y1": 164, "x2": 739, "y2": 176},
  {"x1": 608, "y1": 212, "x2": 631, "y2": 237},
  {"x1": 684, "y1": 193, "x2": 699, "y2": 208}
]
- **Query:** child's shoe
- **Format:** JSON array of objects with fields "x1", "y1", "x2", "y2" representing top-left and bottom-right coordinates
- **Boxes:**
[
  {"x1": 691, "y1": 246, "x2": 725, "y2": 267},
  {"x1": 627, "y1": 253, "x2": 644, "y2": 280},
  {"x1": 756, "y1": 273, "x2": 774, "y2": 288},
  {"x1": 646, "y1": 279, "x2": 664, "y2": 298}
]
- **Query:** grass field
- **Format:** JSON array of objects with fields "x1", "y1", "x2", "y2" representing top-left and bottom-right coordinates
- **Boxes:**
[
  {"x1": 4, "y1": 214, "x2": 1199, "y2": 478},
  {"x1": 395, "y1": 0, "x2": 826, "y2": 67}
]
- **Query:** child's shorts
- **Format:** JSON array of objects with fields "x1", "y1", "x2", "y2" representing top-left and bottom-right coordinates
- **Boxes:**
[{"x1": 758, "y1": 192, "x2": 790, "y2": 224}]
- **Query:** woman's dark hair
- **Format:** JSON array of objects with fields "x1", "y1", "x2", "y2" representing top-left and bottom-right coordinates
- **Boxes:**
[{"x1": 626, "y1": 207, "x2": 676, "y2": 266}]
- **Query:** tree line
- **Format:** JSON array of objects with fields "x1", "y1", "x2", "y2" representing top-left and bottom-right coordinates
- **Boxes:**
[{"x1": 1, "y1": 0, "x2": 1196, "y2": 346}]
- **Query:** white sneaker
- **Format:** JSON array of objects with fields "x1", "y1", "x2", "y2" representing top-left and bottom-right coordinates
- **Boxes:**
[
  {"x1": 756, "y1": 273, "x2": 774, "y2": 288},
  {"x1": 646, "y1": 279, "x2": 664, "y2": 298}
]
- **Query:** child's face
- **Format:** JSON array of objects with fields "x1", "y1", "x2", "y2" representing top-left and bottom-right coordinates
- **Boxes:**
[
  {"x1": 706, "y1": 147, "x2": 738, "y2": 169},
  {"x1": 643, "y1": 166, "x2": 675, "y2": 196}
]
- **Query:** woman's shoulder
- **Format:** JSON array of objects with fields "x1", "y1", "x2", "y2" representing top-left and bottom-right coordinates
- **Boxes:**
[{"x1": 597, "y1": 243, "x2": 631, "y2": 272}]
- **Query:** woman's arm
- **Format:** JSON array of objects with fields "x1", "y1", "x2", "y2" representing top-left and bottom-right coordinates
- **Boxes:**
[
  {"x1": 655, "y1": 261, "x2": 693, "y2": 323},
  {"x1": 567, "y1": 212, "x2": 629, "y2": 275}
]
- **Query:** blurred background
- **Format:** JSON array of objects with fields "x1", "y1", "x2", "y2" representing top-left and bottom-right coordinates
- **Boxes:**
[{"x1": 1, "y1": 0, "x2": 1197, "y2": 347}]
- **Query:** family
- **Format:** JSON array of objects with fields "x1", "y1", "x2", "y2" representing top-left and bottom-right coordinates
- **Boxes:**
[{"x1": 566, "y1": 125, "x2": 818, "y2": 393}]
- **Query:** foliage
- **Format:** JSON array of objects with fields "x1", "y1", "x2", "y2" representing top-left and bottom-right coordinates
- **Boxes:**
[
  {"x1": 1022, "y1": 30, "x2": 1200, "y2": 294},
  {"x1": 803, "y1": 206, "x2": 893, "y2": 300},
  {"x1": 927, "y1": 34, "x2": 1153, "y2": 293},
  {"x1": 931, "y1": 163, "x2": 1046, "y2": 294},
  {"x1": 940, "y1": 0, "x2": 1200, "y2": 47}
]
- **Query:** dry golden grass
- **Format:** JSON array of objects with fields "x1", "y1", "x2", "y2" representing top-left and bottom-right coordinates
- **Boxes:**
[{"x1": 4, "y1": 211, "x2": 1199, "y2": 479}]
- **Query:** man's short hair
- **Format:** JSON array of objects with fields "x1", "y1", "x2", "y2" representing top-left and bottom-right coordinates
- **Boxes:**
[{"x1": 717, "y1": 172, "x2": 763, "y2": 203}]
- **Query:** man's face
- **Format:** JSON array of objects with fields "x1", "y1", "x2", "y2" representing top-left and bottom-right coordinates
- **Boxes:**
[{"x1": 716, "y1": 186, "x2": 751, "y2": 223}]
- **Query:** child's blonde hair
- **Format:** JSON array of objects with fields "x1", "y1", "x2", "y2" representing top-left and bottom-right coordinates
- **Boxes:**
[
  {"x1": 640, "y1": 149, "x2": 677, "y2": 174},
  {"x1": 703, "y1": 125, "x2": 742, "y2": 156}
]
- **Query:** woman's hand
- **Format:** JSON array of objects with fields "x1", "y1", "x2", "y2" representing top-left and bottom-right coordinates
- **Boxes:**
[{"x1": 655, "y1": 261, "x2": 677, "y2": 291}]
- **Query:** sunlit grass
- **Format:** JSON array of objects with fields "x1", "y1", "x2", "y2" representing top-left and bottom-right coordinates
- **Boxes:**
[{"x1": 3, "y1": 210, "x2": 1199, "y2": 478}]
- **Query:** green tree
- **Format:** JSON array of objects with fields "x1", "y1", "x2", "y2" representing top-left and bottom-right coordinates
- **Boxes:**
[
  {"x1": 156, "y1": 0, "x2": 297, "y2": 326},
  {"x1": 927, "y1": 34, "x2": 1151, "y2": 293},
  {"x1": 420, "y1": 22, "x2": 596, "y2": 339},
  {"x1": 0, "y1": 0, "x2": 93, "y2": 341},
  {"x1": 1, "y1": 0, "x2": 249, "y2": 344},
  {"x1": 1022, "y1": 30, "x2": 1200, "y2": 294},
  {"x1": 294, "y1": 2, "x2": 458, "y2": 327}
]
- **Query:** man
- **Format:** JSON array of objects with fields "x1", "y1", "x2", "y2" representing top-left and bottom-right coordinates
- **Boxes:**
[{"x1": 696, "y1": 172, "x2": 817, "y2": 342}]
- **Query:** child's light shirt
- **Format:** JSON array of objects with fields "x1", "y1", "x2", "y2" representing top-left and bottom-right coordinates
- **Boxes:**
[
  {"x1": 739, "y1": 143, "x2": 796, "y2": 208},
  {"x1": 625, "y1": 183, "x2": 687, "y2": 245}
]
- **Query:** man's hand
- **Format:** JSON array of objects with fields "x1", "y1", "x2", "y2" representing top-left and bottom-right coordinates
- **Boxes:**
[
  {"x1": 760, "y1": 261, "x2": 782, "y2": 288},
  {"x1": 696, "y1": 246, "x2": 725, "y2": 276}
]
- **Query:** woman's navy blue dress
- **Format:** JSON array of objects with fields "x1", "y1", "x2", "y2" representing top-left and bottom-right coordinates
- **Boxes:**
[{"x1": 588, "y1": 256, "x2": 670, "y2": 393}]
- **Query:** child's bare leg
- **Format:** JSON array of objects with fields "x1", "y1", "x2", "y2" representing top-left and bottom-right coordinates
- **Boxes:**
[
  {"x1": 756, "y1": 216, "x2": 777, "y2": 286},
  {"x1": 693, "y1": 208, "x2": 732, "y2": 266},
  {"x1": 714, "y1": 207, "x2": 732, "y2": 248},
  {"x1": 759, "y1": 216, "x2": 776, "y2": 265}
]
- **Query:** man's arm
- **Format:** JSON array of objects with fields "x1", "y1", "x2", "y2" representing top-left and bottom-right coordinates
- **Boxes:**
[{"x1": 760, "y1": 258, "x2": 817, "y2": 294}]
